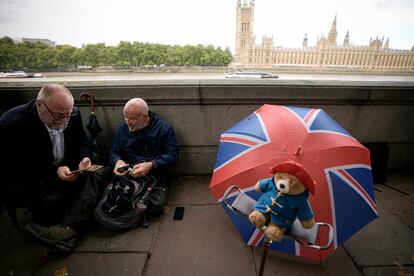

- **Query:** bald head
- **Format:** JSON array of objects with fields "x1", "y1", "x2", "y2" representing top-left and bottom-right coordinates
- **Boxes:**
[
  {"x1": 124, "y1": 98, "x2": 149, "y2": 116},
  {"x1": 37, "y1": 84, "x2": 74, "y2": 105},
  {"x1": 123, "y1": 98, "x2": 150, "y2": 132}
]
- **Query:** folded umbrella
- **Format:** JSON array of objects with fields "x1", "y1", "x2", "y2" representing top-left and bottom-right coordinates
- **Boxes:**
[{"x1": 79, "y1": 92, "x2": 102, "y2": 154}]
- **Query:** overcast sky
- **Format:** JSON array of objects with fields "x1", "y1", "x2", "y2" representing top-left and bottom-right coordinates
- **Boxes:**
[{"x1": 0, "y1": 0, "x2": 413, "y2": 52}]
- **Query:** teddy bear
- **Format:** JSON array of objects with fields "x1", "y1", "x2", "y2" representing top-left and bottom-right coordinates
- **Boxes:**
[{"x1": 248, "y1": 160, "x2": 316, "y2": 242}]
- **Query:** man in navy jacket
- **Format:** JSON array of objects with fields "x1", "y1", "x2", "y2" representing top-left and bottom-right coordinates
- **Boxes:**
[
  {"x1": 111, "y1": 98, "x2": 179, "y2": 215},
  {"x1": 0, "y1": 84, "x2": 109, "y2": 251}
]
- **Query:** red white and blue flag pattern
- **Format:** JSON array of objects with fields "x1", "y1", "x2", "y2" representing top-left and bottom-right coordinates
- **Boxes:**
[{"x1": 210, "y1": 105, "x2": 378, "y2": 262}]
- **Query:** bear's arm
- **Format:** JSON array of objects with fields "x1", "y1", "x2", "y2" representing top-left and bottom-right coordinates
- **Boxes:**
[{"x1": 258, "y1": 178, "x2": 271, "y2": 192}]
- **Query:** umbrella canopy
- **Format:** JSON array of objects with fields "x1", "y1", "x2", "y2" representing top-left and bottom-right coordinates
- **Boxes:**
[{"x1": 209, "y1": 104, "x2": 377, "y2": 262}]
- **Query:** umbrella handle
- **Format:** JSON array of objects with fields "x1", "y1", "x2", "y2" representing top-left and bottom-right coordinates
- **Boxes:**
[
  {"x1": 290, "y1": 222, "x2": 334, "y2": 250},
  {"x1": 222, "y1": 185, "x2": 254, "y2": 218},
  {"x1": 79, "y1": 92, "x2": 96, "y2": 113},
  {"x1": 258, "y1": 238, "x2": 272, "y2": 276},
  {"x1": 223, "y1": 185, "x2": 243, "y2": 208},
  {"x1": 303, "y1": 222, "x2": 334, "y2": 250}
]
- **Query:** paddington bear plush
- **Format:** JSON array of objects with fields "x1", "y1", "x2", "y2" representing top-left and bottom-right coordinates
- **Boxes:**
[{"x1": 248, "y1": 161, "x2": 316, "y2": 241}]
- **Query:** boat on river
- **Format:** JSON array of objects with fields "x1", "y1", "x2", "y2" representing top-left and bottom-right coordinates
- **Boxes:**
[{"x1": 0, "y1": 71, "x2": 44, "y2": 78}]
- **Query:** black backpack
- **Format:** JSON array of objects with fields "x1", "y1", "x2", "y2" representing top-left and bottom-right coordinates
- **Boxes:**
[{"x1": 94, "y1": 174, "x2": 157, "y2": 230}]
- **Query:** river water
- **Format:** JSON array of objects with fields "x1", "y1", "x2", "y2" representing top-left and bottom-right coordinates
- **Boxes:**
[{"x1": 1, "y1": 72, "x2": 414, "y2": 82}]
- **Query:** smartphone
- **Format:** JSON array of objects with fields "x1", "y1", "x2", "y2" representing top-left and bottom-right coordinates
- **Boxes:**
[
  {"x1": 173, "y1": 206, "x2": 185, "y2": 220},
  {"x1": 116, "y1": 165, "x2": 129, "y2": 173},
  {"x1": 71, "y1": 169, "x2": 86, "y2": 175}
]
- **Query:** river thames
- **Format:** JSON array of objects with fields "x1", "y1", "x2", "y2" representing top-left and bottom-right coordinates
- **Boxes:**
[{"x1": 1, "y1": 72, "x2": 414, "y2": 82}]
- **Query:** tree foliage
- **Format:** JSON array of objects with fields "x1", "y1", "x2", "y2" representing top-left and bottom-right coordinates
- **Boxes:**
[{"x1": 0, "y1": 36, "x2": 233, "y2": 69}]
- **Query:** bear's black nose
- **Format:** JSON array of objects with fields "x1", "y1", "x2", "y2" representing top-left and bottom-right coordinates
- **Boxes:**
[{"x1": 279, "y1": 184, "x2": 285, "y2": 189}]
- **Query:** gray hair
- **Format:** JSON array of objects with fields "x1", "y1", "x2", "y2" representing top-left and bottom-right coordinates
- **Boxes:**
[{"x1": 37, "y1": 84, "x2": 73, "y2": 102}]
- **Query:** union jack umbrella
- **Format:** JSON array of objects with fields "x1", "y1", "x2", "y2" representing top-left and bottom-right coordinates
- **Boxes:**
[{"x1": 209, "y1": 104, "x2": 377, "y2": 262}]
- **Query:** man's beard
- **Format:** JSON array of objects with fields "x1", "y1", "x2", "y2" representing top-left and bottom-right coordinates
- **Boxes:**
[
  {"x1": 128, "y1": 121, "x2": 147, "y2": 132},
  {"x1": 50, "y1": 120, "x2": 69, "y2": 131}
]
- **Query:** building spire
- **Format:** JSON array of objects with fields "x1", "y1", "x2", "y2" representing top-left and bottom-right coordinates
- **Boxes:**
[
  {"x1": 332, "y1": 13, "x2": 337, "y2": 27},
  {"x1": 343, "y1": 30, "x2": 349, "y2": 47},
  {"x1": 384, "y1": 37, "x2": 389, "y2": 49},
  {"x1": 327, "y1": 13, "x2": 337, "y2": 46},
  {"x1": 303, "y1": 33, "x2": 308, "y2": 48}
]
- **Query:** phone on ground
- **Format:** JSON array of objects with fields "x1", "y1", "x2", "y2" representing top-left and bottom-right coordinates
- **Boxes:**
[{"x1": 173, "y1": 207, "x2": 185, "y2": 220}]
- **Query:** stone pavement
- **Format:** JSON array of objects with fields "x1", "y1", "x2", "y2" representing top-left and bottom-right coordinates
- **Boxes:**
[{"x1": 1, "y1": 172, "x2": 413, "y2": 276}]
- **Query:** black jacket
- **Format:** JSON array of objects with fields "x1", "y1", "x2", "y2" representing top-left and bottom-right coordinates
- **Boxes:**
[{"x1": 0, "y1": 100, "x2": 91, "y2": 185}]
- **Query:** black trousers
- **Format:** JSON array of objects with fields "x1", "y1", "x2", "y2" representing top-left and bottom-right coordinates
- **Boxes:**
[
  {"x1": 61, "y1": 167, "x2": 168, "y2": 229},
  {"x1": 2, "y1": 167, "x2": 112, "y2": 232},
  {"x1": 61, "y1": 167, "x2": 112, "y2": 231}
]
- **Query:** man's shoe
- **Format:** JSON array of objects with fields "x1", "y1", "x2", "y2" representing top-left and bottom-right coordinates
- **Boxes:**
[{"x1": 25, "y1": 223, "x2": 77, "y2": 252}]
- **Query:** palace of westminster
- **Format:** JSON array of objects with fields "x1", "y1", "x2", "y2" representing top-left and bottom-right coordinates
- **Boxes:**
[{"x1": 234, "y1": 0, "x2": 414, "y2": 72}]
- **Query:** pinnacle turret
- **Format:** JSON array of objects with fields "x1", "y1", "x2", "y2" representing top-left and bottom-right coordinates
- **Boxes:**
[
  {"x1": 303, "y1": 34, "x2": 308, "y2": 48},
  {"x1": 384, "y1": 38, "x2": 389, "y2": 49},
  {"x1": 343, "y1": 30, "x2": 349, "y2": 47}
]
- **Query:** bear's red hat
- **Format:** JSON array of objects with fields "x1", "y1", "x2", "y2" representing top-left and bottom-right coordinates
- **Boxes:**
[{"x1": 270, "y1": 161, "x2": 316, "y2": 195}]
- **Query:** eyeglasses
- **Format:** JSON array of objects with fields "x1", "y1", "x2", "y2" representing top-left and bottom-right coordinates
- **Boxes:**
[{"x1": 39, "y1": 99, "x2": 76, "y2": 120}]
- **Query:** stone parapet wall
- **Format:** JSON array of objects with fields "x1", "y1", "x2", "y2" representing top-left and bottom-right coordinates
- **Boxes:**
[{"x1": 1, "y1": 79, "x2": 413, "y2": 174}]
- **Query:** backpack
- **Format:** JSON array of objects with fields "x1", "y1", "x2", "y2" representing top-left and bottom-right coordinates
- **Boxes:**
[{"x1": 94, "y1": 174, "x2": 157, "y2": 230}]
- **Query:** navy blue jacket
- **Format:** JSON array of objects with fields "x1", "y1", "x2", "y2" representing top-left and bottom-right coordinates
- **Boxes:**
[
  {"x1": 0, "y1": 100, "x2": 91, "y2": 185},
  {"x1": 110, "y1": 111, "x2": 179, "y2": 173}
]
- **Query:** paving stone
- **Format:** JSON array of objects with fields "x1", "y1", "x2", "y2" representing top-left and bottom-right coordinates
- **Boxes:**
[
  {"x1": 146, "y1": 205, "x2": 256, "y2": 276},
  {"x1": 344, "y1": 201, "x2": 414, "y2": 266},
  {"x1": 375, "y1": 184, "x2": 414, "y2": 211},
  {"x1": 168, "y1": 175, "x2": 217, "y2": 205},
  {"x1": 76, "y1": 217, "x2": 161, "y2": 252},
  {"x1": 395, "y1": 212, "x2": 414, "y2": 231},
  {"x1": 0, "y1": 209, "x2": 45, "y2": 276},
  {"x1": 252, "y1": 246, "x2": 362, "y2": 276},
  {"x1": 384, "y1": 172, "x2": 414, "y2": 195},
  {"x1": 363, "y1": 265, "x2": 414, "y2": 276},
  {"x1": 34, "y1": 253, "x2": 147, "y2": 276},
  {"x1": 0, "y1": 240, "x2": 46, "y2": 276}
]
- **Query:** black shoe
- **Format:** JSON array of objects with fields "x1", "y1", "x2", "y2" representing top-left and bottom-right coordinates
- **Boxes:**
[{"x1": 25, "y1": 223, "x2": 77, "y2": 252}]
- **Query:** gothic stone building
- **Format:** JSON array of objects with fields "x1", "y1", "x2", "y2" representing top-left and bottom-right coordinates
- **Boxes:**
[{"x1": 234, "y1": 0, "x2": 414, "y2": 72}]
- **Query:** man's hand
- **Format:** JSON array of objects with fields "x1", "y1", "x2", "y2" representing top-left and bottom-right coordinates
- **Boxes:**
[
  {"x1": 130, "y1": 162, "x2": 153, "y2": 178},
  {"x1": 114, "y1": 160, "x2": 129, "y2": 176},
  {"x1": 57, "y1": 166, "x2": 77, "y2": 182},
  {"x1": 78, "y1": 157, "x2": 91, "y2": 171}
]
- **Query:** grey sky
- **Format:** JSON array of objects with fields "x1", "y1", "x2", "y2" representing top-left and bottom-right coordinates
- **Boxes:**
[{"x1": 0, "y1": 0, "x2": 413, "y2": 52}]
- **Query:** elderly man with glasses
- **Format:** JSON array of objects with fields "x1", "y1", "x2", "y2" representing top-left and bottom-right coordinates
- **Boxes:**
[{"x1": 0, "y1": 84, "x2": 110, "y2": 251}]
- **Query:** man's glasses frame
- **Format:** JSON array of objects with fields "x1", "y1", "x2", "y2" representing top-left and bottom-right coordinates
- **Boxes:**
[{"x1": 39, "y1": 99, "x2": 76, "y2": 120}]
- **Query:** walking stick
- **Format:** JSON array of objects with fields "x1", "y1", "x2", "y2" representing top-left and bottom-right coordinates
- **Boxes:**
[{"x1": 258, "y1": 237, "x2": 272, "y2": 276}]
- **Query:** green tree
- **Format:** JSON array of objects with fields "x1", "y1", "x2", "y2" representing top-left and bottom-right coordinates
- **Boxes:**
[
  {"x1": 83, "y1": 43, "x2": 106, "y2": 67},
  {"x1": 37, "y1": 47, "x2": 57, "y2": 68},
  {"x1": 56, "y1": 45, "x2": 77, "y2": 68},
  {"x1": 0, "y1": 35, "x2": 234, "y2": 69}
]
